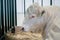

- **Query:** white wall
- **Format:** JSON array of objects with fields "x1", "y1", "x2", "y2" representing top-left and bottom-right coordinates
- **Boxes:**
[
  {"x1": 17, "y1": 0, "x2": 24, "y2": 12},
  {"x1": 17, "y1": 13, "x2": 24, "y2": 26},
  {"x1": 17, "y1": 0, "x2": 24, "y2": 26},
  {"x1": 54, "y1": 0, "x2": 60, "y2": 6},
  {"x1": 34, "y1": 0, "x2": 41, "y2": 6},
  {"x1": 43, "y1": 0, "x2": 50, "y2": 6},
  {"x1": 25, "y1": 0, "x2": 33, "y2": 11}
]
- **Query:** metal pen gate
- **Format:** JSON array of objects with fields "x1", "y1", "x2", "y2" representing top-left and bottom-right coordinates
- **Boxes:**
[{"x1": 0, "y1": 0, "x2": 17, "y2": 40}]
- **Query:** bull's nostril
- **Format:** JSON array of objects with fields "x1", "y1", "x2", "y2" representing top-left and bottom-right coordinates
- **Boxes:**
[
  {"x1": 32, "y1": 16, "x2": 35, "y2": 18},
  {"x1": 22, "y1": 27, "x2": 24, "y2": 31}
]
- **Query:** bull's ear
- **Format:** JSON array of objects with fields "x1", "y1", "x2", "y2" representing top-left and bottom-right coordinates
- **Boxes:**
[{"x1": 41, "y1": 10, "x2": 45, "y2": 16}]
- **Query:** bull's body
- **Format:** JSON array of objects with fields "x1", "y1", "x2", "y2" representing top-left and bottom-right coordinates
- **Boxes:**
[{"x1": 44, "y1": 6, "x2": 60, "y2": 40}]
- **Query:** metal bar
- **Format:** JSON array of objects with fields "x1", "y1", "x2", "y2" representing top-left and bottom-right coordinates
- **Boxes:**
[
  {"x1": 0, "y1": 0, "x2": 5, "y2": 40},
  {"x1": 5, "y1": 0, "x2": 7, "y2": 32},
  {"x1": 0, "y1": 0, "x2": 2, "y2": 37},
  {"x1": 1, "y1": 0, "x2": 5, "y2": 40},
  {"x1": 15, "y1": 0, "x2": 17, "y2": 26},
  {"x1": 41, "y1": 0, "x2": 43, "y2": 6},
  {"x1": 3, "y1": 0, "x2": 5, "y2": 34},
  {"x1": 10, "y1": 0, "x2": 11, "y2": 28},
  {"x1": 24, "y1": 0, "x2": 25, "y2": 15},
  {"x1": 11, "y1": 0, "x2": 15, "y2": 33},
  {"x1": 12, "y1": 0, "x2": 14, "y2": 26},
  {"x1": 14, "y1": 0, "x2": 17, "y2": 26},
  {"x1": 11, "y1": 0, "x2": 12, "y2": 28},
  {"x1": 33, "y1": 0, "x2": 34, "y2": 3},
  {"x1": 50, "y1": 0, "x2": 52, "y2": 5},
  {"x1": 1, "y1": 0, "x2": 4, "y2": 36},
  {"x1": 6, "y1": 0, "x2": 8, "y2": 31},
  {"x1": 8, "y1": 0, "x2": 10, "y2": 30},
  {"x1": 14, "y1": 0, "x2": 15, "y2": 26},
  {"x1": 7, "y1": 0, "x2": 9, "y2": 30}
]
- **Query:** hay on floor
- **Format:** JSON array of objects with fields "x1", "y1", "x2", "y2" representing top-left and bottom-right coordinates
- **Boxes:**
[{"x1": 5, "y1": 26, "x2": 43, "y2": 40}]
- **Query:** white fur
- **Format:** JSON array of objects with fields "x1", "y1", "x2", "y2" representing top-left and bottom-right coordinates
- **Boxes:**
[{"x1": 23, "y1": 3, "x2": 60, "y2": 40}]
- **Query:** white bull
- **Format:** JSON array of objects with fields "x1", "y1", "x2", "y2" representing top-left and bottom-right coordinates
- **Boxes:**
[
  {"x1": 23, "y1": 3, "x2": 45, "y2": 32},
  {"x1": 23, "y1": 3, "x2": 60, "y2": 40}
]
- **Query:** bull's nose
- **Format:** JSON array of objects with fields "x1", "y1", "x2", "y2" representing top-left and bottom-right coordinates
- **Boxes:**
[
  {"x1": 22, "y1": 27, "x2": 24, "y2": 31},
  {"x1": 32, "y1": 16, "x2": 35, "y2": 18}
]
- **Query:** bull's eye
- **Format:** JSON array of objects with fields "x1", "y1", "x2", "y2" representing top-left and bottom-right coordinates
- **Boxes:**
[{"x1": 41, "y1": 10, "x2": 45, "y2": 16}]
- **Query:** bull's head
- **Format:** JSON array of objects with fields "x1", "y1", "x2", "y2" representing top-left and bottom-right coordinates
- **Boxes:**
[{"x1": 25, "y1": 3, "x2": 45, "y2": 20}]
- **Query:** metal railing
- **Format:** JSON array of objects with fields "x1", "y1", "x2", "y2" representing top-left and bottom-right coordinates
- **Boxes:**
[{"x1": 0, "y1": 0, "x2": 17, "y2": 40}]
